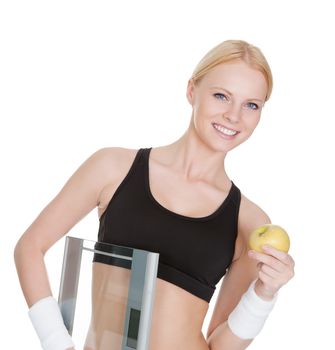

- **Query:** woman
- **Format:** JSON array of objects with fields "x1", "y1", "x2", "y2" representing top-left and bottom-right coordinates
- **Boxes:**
[{"x1": 14, "y1": 39, "x2": 295, "y2": 350}]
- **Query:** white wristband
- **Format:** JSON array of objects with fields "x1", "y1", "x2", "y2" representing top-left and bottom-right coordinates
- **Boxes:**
[
  {"x1": 28, "y1": 296, "x2": 75, "y2": 350},
  {"x1": 227, "y1": 280, "x2": 277, "y2": 339}
]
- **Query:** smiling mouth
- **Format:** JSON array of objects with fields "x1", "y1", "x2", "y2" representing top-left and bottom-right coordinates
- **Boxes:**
[{"x1": 212, "y1": 123, "x2": 239, "y2": 136}]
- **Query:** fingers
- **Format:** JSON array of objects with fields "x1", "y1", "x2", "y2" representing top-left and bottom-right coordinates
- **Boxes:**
[
  {"x1": 248, "y1": 249, "x2": 285, "y2": 273},
  {"x1": 259, "y1": 264, "x2": 281, "y2": 279},
  {"x1": 249, "y1": 245, "x2": 295, "y2": 269},
  {"x1": 248, "y1": 245, "x2": 295, "y2": 294},
  {"x1": 262, "y1": 245, "x2": 295, "y2": 267},
  {"x1": 258, "y1": 270, "x2": 278, "y2": 289}
]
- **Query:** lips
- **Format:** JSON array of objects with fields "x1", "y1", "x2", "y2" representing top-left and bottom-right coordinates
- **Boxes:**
[{"x1": 212, "y1": 122, "x2": 239, "y2": 136}]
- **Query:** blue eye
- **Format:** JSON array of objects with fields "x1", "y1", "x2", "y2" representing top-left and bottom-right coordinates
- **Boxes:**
[
  {"x1": 246, "y1": 102, "x2": 259, "y2": 110},
  {"x1": 213, "y1": 93, "x2": 228, "y2": 101}
]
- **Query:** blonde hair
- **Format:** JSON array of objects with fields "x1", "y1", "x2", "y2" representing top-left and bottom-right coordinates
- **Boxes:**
[{"x1": 191, "y1": 40, "x2": 273, "y2": 101}]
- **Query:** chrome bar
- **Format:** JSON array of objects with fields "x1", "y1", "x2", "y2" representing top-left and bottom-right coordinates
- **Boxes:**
[
  {"x1": 82, "y1": 246, "x2": 133, "y2": 261},
  {"x1": 58, "y1": 236, "x2": 83, "y2": 335},
  {"x1": 137, "y1": 252, "x2": 159, "y2": 350}
]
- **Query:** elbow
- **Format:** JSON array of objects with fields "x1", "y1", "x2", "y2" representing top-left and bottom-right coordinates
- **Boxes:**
[
  {"x1": 206, "y1": 320, "x2": 226, "y2": 343},
  {"x1": 14, "y1": 234, "x2": 43, "y2": 267},
  {"x1": 14, "y1": 238, "x2": 23, "y2": 265},
  {"x1": 14, "y1": 237, "x2": 28, "y2": 269},
  {"x1": 206, "y1": 322, "x2": 225, "y2": 348},
  {"x1": 206, "y1": 329, "x2": 214, "y2": 344}
]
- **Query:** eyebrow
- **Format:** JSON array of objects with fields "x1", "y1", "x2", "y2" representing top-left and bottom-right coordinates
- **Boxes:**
[{"x1": 210, "y1": 86, "x2": 264, "y2": 103}]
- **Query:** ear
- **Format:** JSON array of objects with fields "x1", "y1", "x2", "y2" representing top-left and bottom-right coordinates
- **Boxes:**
[{"x1": 186, "y1": 78, "x2": 195, "y2": 105}]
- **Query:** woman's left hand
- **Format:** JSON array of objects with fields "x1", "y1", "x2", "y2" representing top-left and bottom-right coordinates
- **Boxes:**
[{"x1": 248, "y1": 245, "x2": 295, "y2": 300}]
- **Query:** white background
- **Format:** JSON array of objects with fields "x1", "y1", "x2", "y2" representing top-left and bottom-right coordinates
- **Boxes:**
[{"x1": 1, "y1": 0, "x2": 334, "y2": 348}]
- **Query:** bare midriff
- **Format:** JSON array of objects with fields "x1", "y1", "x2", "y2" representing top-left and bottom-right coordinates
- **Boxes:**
[{"x1": 84, "y1": 263, "x2": 210, "y2": 350}]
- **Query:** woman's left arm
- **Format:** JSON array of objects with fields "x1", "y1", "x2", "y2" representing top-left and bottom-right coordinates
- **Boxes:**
[
  {"x1": 207, "y1": 247, "x2": 295, "y2": 350},
  {"x1": 206, "y1": 197, "x2": 295, "y2": 350}
]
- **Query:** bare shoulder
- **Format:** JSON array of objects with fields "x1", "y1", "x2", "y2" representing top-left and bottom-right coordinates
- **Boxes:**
[
  {"x1": 93, "y1": 146, "x2": 139, "y2": 179},
  {"x1": 233, "y1": 192, "x2": 271, "y2": 260},
  {"x1": 90, "y1": 146, "x2": 138, "y2": 166},
  {"x1": 238, "y1": 193, "x2": 271, "y2": 236},
  {"x1": 71, "y1": 146, "x2": 138, "y2": 199},
  {"x1": 94, "y1": 147, "x2": 139, "y2": 209}
]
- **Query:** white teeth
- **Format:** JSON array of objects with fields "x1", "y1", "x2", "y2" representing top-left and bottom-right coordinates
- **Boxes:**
[{"x1": 213, "y1": 123, "x2": 238, "y2": 136}]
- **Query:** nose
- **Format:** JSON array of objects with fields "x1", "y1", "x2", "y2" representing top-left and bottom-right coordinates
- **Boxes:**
[{"x1": 223, "y1": 103, "x2": 242, "y2": 124}]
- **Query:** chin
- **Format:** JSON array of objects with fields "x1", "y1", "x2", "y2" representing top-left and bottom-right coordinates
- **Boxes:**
[
  {"x1": 212, "y1": 138, "x2": 247, "y2": 154},
  {"x1": 206, "y1": 143, "x2": 234, "y2": 155}
]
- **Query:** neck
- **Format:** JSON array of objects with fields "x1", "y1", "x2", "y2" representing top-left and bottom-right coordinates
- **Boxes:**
[{"x1": 156, "y1": 125, "x2": 230, "y2": 185}]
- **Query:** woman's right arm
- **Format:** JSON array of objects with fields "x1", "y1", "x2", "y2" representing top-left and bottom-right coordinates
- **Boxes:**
[
  {"x1": 14, "y1": 147, "x2": 120, "y2": 349},
  {"x1": 14, "y1": 147, "x2": 118, "y2": 306}
]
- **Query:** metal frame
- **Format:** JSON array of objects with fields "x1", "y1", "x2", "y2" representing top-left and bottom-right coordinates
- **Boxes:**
[{"x1": 58, "y1": 236, "x2": 159, "y2": 350}]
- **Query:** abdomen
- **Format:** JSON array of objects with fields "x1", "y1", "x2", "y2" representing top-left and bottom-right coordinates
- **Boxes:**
[{"x1": 84, "y1": 263, "x2": 210, "y2": 350}]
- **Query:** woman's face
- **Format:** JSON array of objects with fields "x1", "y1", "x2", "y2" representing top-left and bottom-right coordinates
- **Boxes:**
[{"x1": 187, "y1": 60, "x2": 268, "y2": 153}]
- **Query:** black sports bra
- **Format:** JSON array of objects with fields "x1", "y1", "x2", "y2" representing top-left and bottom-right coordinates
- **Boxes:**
[{"x1": 93, "y1": 147, "x2": 241, "y2": 303}]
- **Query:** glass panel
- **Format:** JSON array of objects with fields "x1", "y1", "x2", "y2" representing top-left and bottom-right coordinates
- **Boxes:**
[{"x1": 58, "y1": 236, "x2": 159, "y2": 350}]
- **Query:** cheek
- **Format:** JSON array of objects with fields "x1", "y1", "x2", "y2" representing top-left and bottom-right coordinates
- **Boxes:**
[
  {"x1": 244, "y1": 113, "x2": 261, "y2": 128},
  {"x1": 196, "y1": 99, "x2": 225, "y2": 118}
]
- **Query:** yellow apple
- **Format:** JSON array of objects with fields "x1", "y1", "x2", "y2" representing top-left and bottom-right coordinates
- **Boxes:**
[{"x1": 248, "y1": 224, "x2": 290, "y2": 253}]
